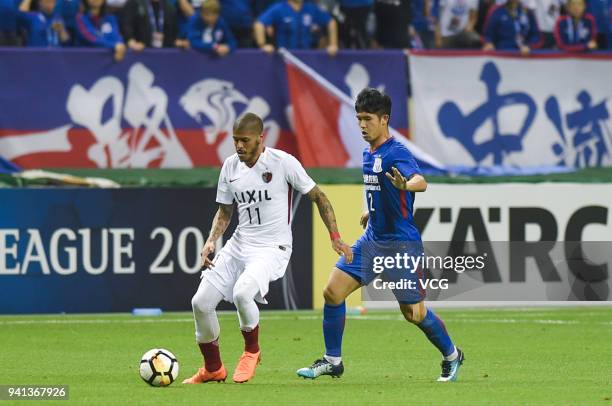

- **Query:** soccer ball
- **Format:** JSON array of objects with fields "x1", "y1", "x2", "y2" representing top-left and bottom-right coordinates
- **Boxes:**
[{"x1": 139, "y1": 348, "x2": 179, "y2": 387}]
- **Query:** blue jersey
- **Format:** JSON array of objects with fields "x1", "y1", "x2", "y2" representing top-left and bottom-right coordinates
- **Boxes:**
[
  {"x1": 335, "y1": 136, "x2": 425, "y2": 302},
  {"x1": 0, "y1": 0, "x2": 20, "y2": 31},
  {"x1": 586, "y1": 0, "x2": 610, "y2": 37},
  {"x1": 220, "y1": 0, "x2": 254, "y2": 29},
  {"x1": 75, "y1": 12, "x2": 123, "y2": 48},
  {"x1": 554, "y1": 14, "x2": 597, "y2": 52},
  {"x1": 257, "y1": 1, "x2": 331, "y2": 49},
  {"x1": 19, "y1": 11, "x2": 67, "y2": 47},
  {"x1": 187, "y1": 15, "x2": 237, "y2": 54},
  {"x1": 362, "y1": 137, "x2": 422, "y2": 242},
  {"x1": 55, "y1": 0, "x2": 79, "y2": 30},
  {"x1": 484, "y1": 4, "x2": 541, "y2": 50},
  {"x1": 412, "y1": 0, "x2": 430, "y2": 32}
]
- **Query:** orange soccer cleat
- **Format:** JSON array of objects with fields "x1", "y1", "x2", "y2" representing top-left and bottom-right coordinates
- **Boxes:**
[
  {"x1": 182, "y1": 365, "x2": 227, "y2": 384},
  {"x1": 232, "y1": 351, "x2": 261, "y2": 383}
]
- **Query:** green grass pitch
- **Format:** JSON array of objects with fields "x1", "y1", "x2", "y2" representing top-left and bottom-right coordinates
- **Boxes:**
[{"x1": 3, "y1": 307, "x2": 612, "y2": 405}]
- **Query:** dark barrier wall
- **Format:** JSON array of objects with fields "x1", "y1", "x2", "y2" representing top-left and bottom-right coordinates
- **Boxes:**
[{"x1": 0, "y1": 188, "x2": 313, "y2": 313}]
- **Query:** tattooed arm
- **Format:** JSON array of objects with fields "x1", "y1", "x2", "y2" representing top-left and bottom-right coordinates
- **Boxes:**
[
  {"x1": 306, "y1": 186, "x2": 353, "y2": 264},
  {"x1": 200, "y1": 203, "x2": 234, "y2": 268}
]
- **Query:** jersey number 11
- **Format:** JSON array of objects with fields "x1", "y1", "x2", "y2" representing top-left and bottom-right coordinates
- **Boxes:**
[{"x1": 247, "y1": 207, "x2": 261, "y2": 224}]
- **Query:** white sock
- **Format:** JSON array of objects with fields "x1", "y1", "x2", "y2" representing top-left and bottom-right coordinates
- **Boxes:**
[
  {"x1": 324, "y1": 354, "x2": 342, "y2": 366},
  {"x1": 444, "y1": 346, "x2": 458, "y2": 362},
  {"x1": 191, "y1": 280, "x2": 224, "y2": 343}
]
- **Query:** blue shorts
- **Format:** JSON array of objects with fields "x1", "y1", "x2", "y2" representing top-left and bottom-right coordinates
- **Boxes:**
[{"x1": 335, "y1": 234, "x2": 426, "y2": 304}]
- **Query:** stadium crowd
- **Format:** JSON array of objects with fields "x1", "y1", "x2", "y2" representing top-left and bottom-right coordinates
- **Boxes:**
[{"x1": 0, "y1": 0, "x2": 610, "y2": 60}]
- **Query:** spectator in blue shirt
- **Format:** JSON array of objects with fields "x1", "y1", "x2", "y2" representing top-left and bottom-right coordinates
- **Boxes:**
[
  {"x1": 18, "y1": 0, "x2": 70, "y2": 46},
  {"x1": 555, "y1": 0, "x2": 598, "y2": 51},
  {"x1": 413, "y1": 0, "x2": 434, "y2": 48},
  {"x1": 482, "y1": 0, "x2": 541, "y2": 54},
  {"x1": 336, "y1": 0, "x2": 373, "y2": 49},
  {"x1": 76, "y1": 0, "x2": 127, "y2": 61},
  {"x1": 55, "y1": 0, "x2": 79, "y2": 44},
  {"x1": 254, "y1": 0, "x2": 338, "y2": 55},
  {"x1": 0, "y1": 0, "x2": 21, "y2": 45},
  {"x1": 188, "y1": 0, "x2": 237, "y2": 55},
  {"x1": 220, "y1": 0, "x2": 255, "y2": 47},
  {"x1": 586, "y1": 0, "x2": 610, "y2": 49}
]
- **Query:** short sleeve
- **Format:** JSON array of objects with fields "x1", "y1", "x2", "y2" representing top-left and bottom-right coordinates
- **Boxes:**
[
  {"x1": 258, "y1": 4, "x2": 279, "y2": 25},
  {"x1": 394, "y1": 149, "x2": 422, "y2": 178},
  {"x1": 283, "y1": 153, "x2": 316, "y2": 195},
  {"x1": 216, "y1": 160, "x2": 234, "y2": 205},
  {"x1": 312, "y1": 6, "x2": 331, "y2": 25}
]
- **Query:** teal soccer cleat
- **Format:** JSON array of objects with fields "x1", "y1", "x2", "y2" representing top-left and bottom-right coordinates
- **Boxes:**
[
  {"x1": 297, "y1": 358, "x2": 344, "y2": 379},
  {"x1": 437, "y1": 348, "x2": 465, "y2": 382}
]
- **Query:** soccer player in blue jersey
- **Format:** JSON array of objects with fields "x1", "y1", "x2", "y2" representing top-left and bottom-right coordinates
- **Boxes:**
[{"x1": 296, "y1": 88, "x2": 464, "y2": 382}]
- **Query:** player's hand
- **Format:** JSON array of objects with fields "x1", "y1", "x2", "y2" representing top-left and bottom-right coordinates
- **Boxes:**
[
  {"x1": 385, "y1": 166, "x2": 407, "y2": 190},
  {"x1": 200, "y1": 240, "x2": 216, "y2": 269},
  {"x1": 588, "y1": 40, "x2": 597, "y2": 50},
  {"x1": 332, "y1": 238, "x2": 353, "y2": 264},
  {"x1": 359, "y1": 211, "x2": 369, "y2": 229}
]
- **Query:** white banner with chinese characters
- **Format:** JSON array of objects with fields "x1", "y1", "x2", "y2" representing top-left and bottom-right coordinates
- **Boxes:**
[{"x1": 409, "y1": 52, "x2": 612, "y2": 172}]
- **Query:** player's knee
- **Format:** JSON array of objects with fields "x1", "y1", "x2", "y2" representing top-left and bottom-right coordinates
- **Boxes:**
[
  {"x1": 323, "y1": 285, "x2": 343, "y2": 305},
  {"x1": 232, "y1": 289, "x2": 247, "y2": 308},
  {"x1": 191, "y1": 293, "x2": 215, "y2": 315},
  {"x1": 191, "y1": 294, "x2": 202, "y2": 313},
  {"x1": 401, "y1": 304, "x2": 425, "y2": 324},
  {"x1": 402, "y1": 311, "x2": 421, "y2": 324},
  {"x1": 232, "y1": 279, "x2": 256, "y2": 308}
]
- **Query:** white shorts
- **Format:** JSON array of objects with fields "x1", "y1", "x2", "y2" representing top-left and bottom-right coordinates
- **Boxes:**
[{"x1": 200, "y1": 236, "x2": 292, "y2": 304}]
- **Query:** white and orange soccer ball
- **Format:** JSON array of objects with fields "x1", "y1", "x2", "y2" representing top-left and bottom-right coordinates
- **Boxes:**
[{"x1": 139, "y1": 348, "x2": 179, "y2": 387}]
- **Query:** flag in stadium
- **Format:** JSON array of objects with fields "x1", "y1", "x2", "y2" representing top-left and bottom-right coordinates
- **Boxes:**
[{"x1": 282, "y1": 50, "x2": 445, "y2": 173}]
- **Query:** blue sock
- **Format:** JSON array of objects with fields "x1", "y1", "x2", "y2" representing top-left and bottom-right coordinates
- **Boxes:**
[
  {"x1": 417, "y1": 309, "x2": 454, "y2": 357},
  {"x1": 323, "y1": 302, "x2": 346, "y2": 357}
]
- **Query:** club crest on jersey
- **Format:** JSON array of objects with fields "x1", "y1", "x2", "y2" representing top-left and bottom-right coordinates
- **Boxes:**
[
  {"x1": 373, "y1": 157, "x2": 383, "y2": 173},
  {"x1": 262, "y1": 171, "x2": 273, "y2": 183}
]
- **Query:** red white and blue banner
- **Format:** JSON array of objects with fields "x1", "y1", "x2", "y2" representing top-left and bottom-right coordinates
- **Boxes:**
[
  {"x1": 409, "y1": 51, "x2": 612, "y2": 174},
  {"x1": 0, "y1": 48, "x2": 410, "y2": 170},
  {"x1": 281, "y1": 50, "x2": 444, "y2": 171}
]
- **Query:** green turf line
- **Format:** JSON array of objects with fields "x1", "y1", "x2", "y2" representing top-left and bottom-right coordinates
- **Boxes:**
[{"x1": 3, "y1": 167, "x2": 612, "y2": 188}]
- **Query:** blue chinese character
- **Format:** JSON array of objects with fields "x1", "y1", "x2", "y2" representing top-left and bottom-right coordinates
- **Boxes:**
[
  {"x1": 437, "y1": 62, "x2": 537, "y2": 165},
  {"x1": 545, "y1": 91, "x2": 611, "y2": 168}
]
